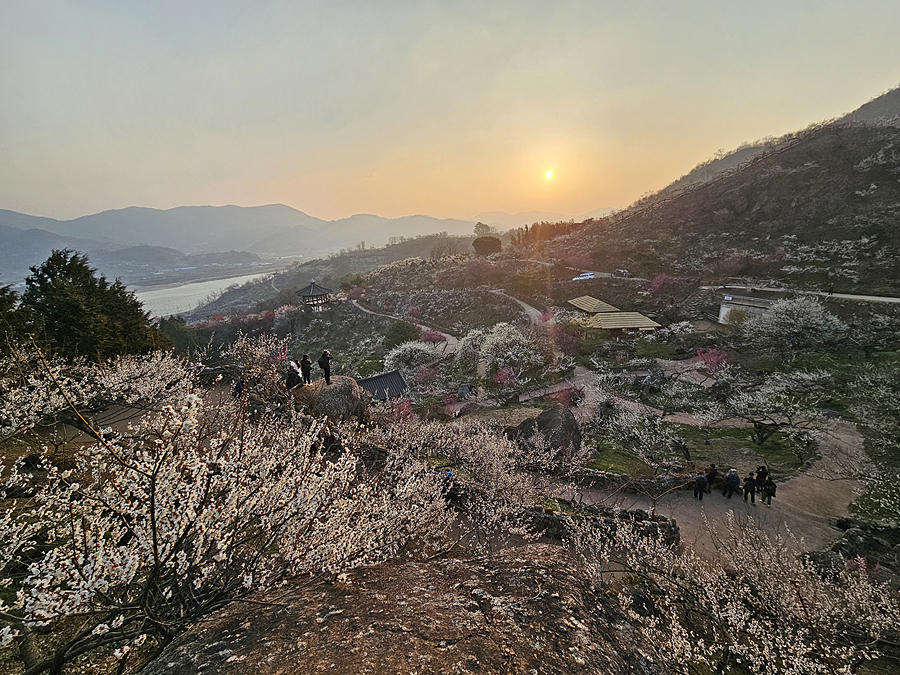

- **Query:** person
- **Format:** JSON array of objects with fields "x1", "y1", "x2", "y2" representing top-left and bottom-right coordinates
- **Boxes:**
[
  {"x1": 285, "y1": 361, "x2": 302, "y2": 391},
  {"x1": 760, "y1": 477, "x2": 777, "y2": 506},
  {"x1": 300, "y1": 354, "x2": 313, "y2": 385},
  {"x1": 755, "y1": 465, "x2": 769, "y2": 485},
  {"x1": 743, "y1": 473, "x2": 757, "y2": 504},
  {"x1": 723, "y1": 468, "x2": 740, "y2": 499},
  {"x1": 231, "y1": 377, "x2": 244, "y2": 398},
  {"x1": 705, "y1": 463, "x2": 718, "y2": 494},
  {"x1": 693, "y1": 472, "x2": 708, "y2": 501},
  {"x1": 317, "y1": 349, "x2": 334, "y2": 385}
]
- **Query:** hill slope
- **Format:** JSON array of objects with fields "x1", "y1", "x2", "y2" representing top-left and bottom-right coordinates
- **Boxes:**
[{"x1": 548, "y1": 123, "x2": 900, "y2": 294}]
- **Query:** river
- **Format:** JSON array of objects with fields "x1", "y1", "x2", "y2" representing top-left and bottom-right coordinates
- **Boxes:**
[{"x1": 132, "y1": 272, "x2": 270, "y2": 318}]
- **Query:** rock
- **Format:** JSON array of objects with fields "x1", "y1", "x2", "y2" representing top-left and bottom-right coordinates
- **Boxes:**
[
  {"x1": 504, "y1": 406, "x2": 582, "y2": 458},
  {"x1": 805, "y1": 550, "x2": 845, "y2": 579},
  {"x1": 292, "y1": 376, "x2": 372, "y2": 421},
  {"x1": 141, "y1": 544, "x2": 642, "y2": 675}
]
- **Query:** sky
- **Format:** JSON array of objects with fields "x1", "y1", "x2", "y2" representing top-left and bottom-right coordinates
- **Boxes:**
[{"x1": 1, "y1": 0, "x2": 899, "y2": 222}]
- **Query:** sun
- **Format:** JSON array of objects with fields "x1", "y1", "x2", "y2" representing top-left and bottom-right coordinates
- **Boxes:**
[{"x1": 545, "y1": 170, "x2": 553, "y2": 179}]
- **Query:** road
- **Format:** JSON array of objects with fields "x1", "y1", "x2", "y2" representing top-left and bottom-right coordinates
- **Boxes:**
[{"x1": 706, "y1": 285, "x2": 900, "y2": 305}]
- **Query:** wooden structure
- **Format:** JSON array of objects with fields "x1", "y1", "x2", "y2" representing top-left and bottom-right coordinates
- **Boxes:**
[
  {"x1": 295, "y1": 282, "x2": 333, "y2": 311},
  {"x1": 567, "y1": 295, "x2": 620, "y2": 314},
  {"x1": 574, "y1": 311, "x2": 660, "y2": 332},
  {"x1": 357, "y1": 370, "x2": 409, "y2": 401}
]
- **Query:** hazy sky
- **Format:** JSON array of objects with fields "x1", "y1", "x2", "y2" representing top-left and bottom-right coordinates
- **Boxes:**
[{"x1": 2, "y1": 1, "x2": 899, "y2": 221}]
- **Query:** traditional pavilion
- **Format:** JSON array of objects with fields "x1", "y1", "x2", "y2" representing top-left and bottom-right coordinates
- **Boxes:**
[
  {"x1": 567, "y1": 295, "x2": 620, "y2": 314},
  {"x1": 295, "y1": 282, "x2": 333, "y2": 312}
]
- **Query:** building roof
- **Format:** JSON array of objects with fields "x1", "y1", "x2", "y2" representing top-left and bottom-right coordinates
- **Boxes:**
[
  {"x1": 295, "y1": 282, "x2": 333, "y2": 298},
  {"x1": 567, "y1": 295, "x2": 620, "y2": 314},
  {"x1": 574, "y1": 312, "x2": 661, "y2": 331},
  {"x1": 357, "y1": 370, "x2": 409, "y2": 401}
]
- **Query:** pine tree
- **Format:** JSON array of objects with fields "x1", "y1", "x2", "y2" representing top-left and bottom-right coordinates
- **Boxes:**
[{"x1": 21, "y1": 249, "x2": 161, "y2": 360}]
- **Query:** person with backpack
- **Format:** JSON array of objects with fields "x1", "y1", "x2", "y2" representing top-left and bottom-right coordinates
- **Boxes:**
[
  {"x1": 760, "y1": 477, "x2": 777, "y2": 506},
  {"x1": 743, "y1": 473, "x2": 757, "y2": 504},
  {"x1": 317, "y1": 349, "x2": 334, "y2": 385},
  {"x1": 723, "y1": 468, "x2": 740, "y2": 499},
  {"x1": 693, "y1": 471, "x2": 708, "y2": 501},
  {"x1": 300, "y1": 354, "x2": 313, "y2": 385}
]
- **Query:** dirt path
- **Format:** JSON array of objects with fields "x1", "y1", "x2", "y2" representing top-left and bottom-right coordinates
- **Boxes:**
[
  {"x1": 489, "y1": 289, "x2": 544, "y2": 324},
  {"x1": 573, "y1": 423, "x2": 862, "y2": 559},
  {"x1": 349, "y1": 299, "x2": 459, "y2": 352}
]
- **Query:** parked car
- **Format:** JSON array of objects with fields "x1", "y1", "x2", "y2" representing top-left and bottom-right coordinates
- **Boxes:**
[
  {"x1": 572, "y1": 272, "x2": 595, "y2": 281},
  {"x1": 614, "y1": 268, "x2": 633, "y2": 278}
]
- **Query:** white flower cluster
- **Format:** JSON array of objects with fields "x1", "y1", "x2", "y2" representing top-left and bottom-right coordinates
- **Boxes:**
[
  {"x1": 0, "y1": 344, "x2": 451, "y2": 669},
  {"x1": 571, "y1": 512, "x2": 900, "y2": 674},
  {"x1": 384, "y1": 341, "x2": 444, "y2": 375}
]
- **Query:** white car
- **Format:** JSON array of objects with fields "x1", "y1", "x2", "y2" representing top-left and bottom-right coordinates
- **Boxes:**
[{"x1": 572, "y1": 272, "x2": 595, "y2": 281}]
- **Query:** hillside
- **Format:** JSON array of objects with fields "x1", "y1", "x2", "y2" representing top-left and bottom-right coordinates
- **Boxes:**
[{"x1": 543, "y1": 123, "x2": 900, "y2": 295}]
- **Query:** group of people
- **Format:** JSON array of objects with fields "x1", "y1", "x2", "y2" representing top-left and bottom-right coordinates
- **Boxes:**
[
  {"x1": 285, "y1": 350, "x2": 334, "y2": 389},
  {"x1": 693, "y1": 464, "x2": 777, "y2": 506}
]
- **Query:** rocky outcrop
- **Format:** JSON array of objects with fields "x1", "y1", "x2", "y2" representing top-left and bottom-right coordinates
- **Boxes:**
[
  {"x1": 292, "y1": 376, "x2": 372, "y2": 421},
  {"x1": 504, "y1": 406, "x2": 581, "y2": 458},
  {"x1": 141, "y1": 544, "x2": 651, "y2": 675}
]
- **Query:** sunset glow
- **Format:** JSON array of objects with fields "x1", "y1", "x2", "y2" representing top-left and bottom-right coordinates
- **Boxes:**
[{"x1": 545, "y1": 170, "x2": 554, "y2": 179}]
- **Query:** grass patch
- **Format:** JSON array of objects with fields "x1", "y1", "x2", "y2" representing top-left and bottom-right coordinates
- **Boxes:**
[
  {"x1": 673, "y1": 425, "x2": 805, "y2": 477},
  {"x1": 585, "y1": 443, "x2": 656, "y2": 478}
]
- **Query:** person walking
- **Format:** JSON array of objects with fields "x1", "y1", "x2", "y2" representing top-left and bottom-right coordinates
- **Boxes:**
[
  {"x1": 300, "y1": 354, "x2": 313, "y2": 385},
  {"x1": 760, "y1": 477, "x2": 777, "y2": 506},
  {"x1": 693, "y1": 472, "x2": 708, "y2": 501},
  {"x1": 317, "y1": 349, "x2": 334, "y2": 385},
  {"x1": 723, "y1": 468, "x2": 740, "y2": 499},
  {"x1": 743, "y1": 473, "x2": 757, "y2": 504}
]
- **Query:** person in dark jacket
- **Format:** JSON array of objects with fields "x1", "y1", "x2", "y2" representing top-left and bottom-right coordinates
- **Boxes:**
[
  {"x1": 300, "y1": 354, "x2": 313, "y2": 385},
  {"x1": 755, "y1": 465, "x2": 769, "y2": 485},
  {"x1": 317, "y1": 350, "x2": 334, "y2": 385},
  {"x1": 693, "y1": 472, "x2": 708, "y2": 500},
  {"x1": 723, "y1": 469, "x2": 740, "y2": 499},
  {"x1": 743, "y1": 473, "x2": 757, "y2": 504},
  {"x1": 760, "y1": 477, "x2": 777, "y2": 506},
  {"x1": 705, "y1": 463, "x2": 718, "y2": 494},
  {"x1": 285, "y1": 361, "x2": 302, "y2": 390}
]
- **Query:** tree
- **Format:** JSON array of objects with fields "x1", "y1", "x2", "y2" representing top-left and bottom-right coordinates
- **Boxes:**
[
  {"x1": 473, "y1": 221, "x2": 491, "y2": 237},
  {"x1": 472, "y1": 236, "x2": 501, "y2": 256},
  {"x1": 741, "y1": 297, "x2": 846, "y2": 358},
  {"x1": 0, "y1": 285, "x2": 32, "y2": 355},
  {"x1": 21, "y1": 250, "x2": 161, "y2": 360},
  {"x1": 383, "y1": 319, "x2": 422, "y2": 349}
]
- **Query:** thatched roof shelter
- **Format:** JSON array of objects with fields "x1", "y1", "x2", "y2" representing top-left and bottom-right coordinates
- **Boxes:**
[
  {"x1": 567, "y1": 296, "x2": 620, "y2": 314},
  {"x1": 574, "y1": 312, "x2": 660, "y2": 332}
]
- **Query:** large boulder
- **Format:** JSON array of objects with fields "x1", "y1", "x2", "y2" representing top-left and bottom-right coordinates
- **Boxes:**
[
  {"x1": 141, "y1": 544, "x2": 640, "y2": 675},
  {"x1": 292, "y1": 376, "x2": 371, "y2": 421},
  {"x1": 505, "y1": 406, "x2": 582, "y2": 458}
]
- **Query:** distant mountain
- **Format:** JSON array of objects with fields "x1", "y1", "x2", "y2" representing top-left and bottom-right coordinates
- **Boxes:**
[
  {"x1": 0, "y1": 223, "x2": 103, "y2": 286},
  {"x1": 245, "y1": 213, "x2": 479, "y2": 254}
]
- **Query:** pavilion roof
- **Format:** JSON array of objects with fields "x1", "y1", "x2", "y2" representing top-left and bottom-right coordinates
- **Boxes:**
[
  {"x1": 567, "y1": 295, "x2": 620, "y2": 314},
  {"x1": 357, "y1": 370, "x2": 409, "y2": 401},
  {"x1": 574, "y1": 312, "x2": 661, "y2": 331},
  {"x1": 295, "y1": 281, "x2": 333, "y2": 298}
]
